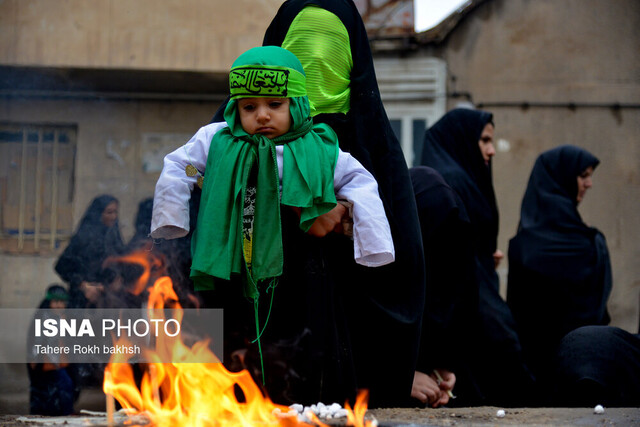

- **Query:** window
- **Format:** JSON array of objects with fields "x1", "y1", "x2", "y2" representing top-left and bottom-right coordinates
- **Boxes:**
[
  {"x1": 0, "y1": 123, "x2": 76, "y2": 253},
  {"x1": 373, "y1": 56, "x2": 446, "y2": 167},
  {"x1": 389, "y1": 118, "x2": 427, "y2": 167}
]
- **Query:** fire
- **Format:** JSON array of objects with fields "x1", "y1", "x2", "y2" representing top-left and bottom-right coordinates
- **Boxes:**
[{"x1": 102, "y1": 251, "x2": 375, "y2": 426}]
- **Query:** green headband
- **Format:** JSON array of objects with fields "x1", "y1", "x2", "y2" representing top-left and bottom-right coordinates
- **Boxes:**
[
  {"x1": 229, "y1": 65, "x2": 306, "y2": 99},
  {"x1": 45, "y1": 291, "x2": 68, "y2": 301}
]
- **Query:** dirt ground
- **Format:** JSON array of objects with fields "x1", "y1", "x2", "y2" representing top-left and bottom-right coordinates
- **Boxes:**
[
  {"x1": 2, "y1": 363, "x2": 639, "y2": 426},
  {"x1": 370, "y1": 406, "x2": 640, "y2": 426},
  {"x1": 2, "y1": 405, "x2": 639, "y2": 426}
]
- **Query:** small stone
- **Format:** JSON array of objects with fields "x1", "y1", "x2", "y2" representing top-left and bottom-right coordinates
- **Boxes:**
[
  {"x1": 329, "y1": 403, "x2": 342, "y2": 412},
  {"x1": 594, "y1": 404, "x2": 605, "y2": 414},
  {"x1": 289, "y1": 404, "x2": 303, "y2": 413},
  {"x1": 335, "y1": 409, "x2": 348, "y2": 418},
  {"x1": 496, "y1": 409, "x2": 506, "y2": 418}
]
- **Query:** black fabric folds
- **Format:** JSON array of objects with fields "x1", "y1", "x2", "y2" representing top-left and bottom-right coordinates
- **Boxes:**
[
  {"x1": 409, "y1": 166, "x2": 481, "y2": 402},
  {"x1": 554, "y1": 326, "x2": 640, "y2": 407},
  {"x1": 507, "y1": 145, "x2": 612, "y2": 386}
]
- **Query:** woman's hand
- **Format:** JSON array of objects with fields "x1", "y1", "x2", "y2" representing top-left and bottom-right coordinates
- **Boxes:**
[
  {"x1": 411, "y1": 371, "x2": 445, "y2": 407},
  {"x1": 493, "y1": 249, "x2": 504, "y2": 269},
  {"x1": 433, "y1": 369, "x2": 456, "y2": 403},
  {"x1": 81, "y1": 281, "x2": 104, "y2": 304}
]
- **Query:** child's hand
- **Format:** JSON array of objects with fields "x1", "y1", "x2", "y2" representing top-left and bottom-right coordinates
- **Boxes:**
[{"x1": 306, "y1": 203, "x2": 347, "y2": 237}]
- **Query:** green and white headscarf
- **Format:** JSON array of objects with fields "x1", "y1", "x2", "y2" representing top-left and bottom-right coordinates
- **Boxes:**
[{"x1": 190, "y1": 46, "x2": 339, "y2": 299}]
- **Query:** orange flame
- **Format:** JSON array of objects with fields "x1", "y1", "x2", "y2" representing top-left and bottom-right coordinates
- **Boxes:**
[
  {"x1": 345, "y1": 390, "x2": 375, "y2": 427},
  {"x1": 103, "y1": 252, "x2": 373, "y2": 426}
]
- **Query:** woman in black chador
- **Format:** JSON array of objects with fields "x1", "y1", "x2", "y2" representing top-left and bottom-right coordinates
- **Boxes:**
[
  {"x1": 420, "y1": 108, "x2": 533, "y2": 406},
  {"x1": 55, "y1": 195, "x2": 124, "y2": 308},
  {"x1": 507, "y1": 145, "x2": 618, "y2": 404},
  {"x1": 206, "y1": 0, "x2": 426, "y2": 407},
  {"x1": 54, "y1": 195, "x2": 124, "y2": 391}
]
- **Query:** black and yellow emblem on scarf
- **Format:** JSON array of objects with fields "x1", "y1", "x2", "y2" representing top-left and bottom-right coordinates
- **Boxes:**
[
  {"x1": 229, "y1": 65, "x2": 306, "y2": 100},
  {"x1": 230, "y1": 67, "x2": 289, "y2": 98}
]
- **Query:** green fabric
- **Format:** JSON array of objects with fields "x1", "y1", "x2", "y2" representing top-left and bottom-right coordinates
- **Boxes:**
[
  {"x1": 229, "y1": 64, "x2": 306, "y2": 99},
  {"x1": 282, "y1": 5, "x2": 352, "y2": 116},
  {"x1": 190, "y1": 46, "x2": 339, "y2": 298}
]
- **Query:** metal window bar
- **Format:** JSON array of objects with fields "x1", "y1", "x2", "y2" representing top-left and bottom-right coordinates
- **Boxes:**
[
  {"x1": 35, "y1": 129, "x2": 43, "y2": 250},
  {"x1": 18, "y1": 129, "x2": 28, "y2": 250},
  {"x1": 50, "y1": 130, "x2": 59, "y2": 250},
  {"x1": 5, "y1": 125, "x2": 72, "y2": 252}
]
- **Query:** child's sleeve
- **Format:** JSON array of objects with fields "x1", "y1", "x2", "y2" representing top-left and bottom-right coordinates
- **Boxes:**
[
  {"x1": 150, "y1": 122, "x2": 227, "y2": 239},
  {"x1": 333, "y1": 149, "x2": 395, "y2": 267}
]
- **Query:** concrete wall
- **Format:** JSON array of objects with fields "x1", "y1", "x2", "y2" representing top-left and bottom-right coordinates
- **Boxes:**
[
  {"x1": 0, "y1": 96, "x2": 221, "y2": 308},
  {"x1": 436, "y1": 0, "x2": 640, "y2": 331},
  {"x1": 0, "y1": 0, "x2": 282, "y2": 309},
  {"x1": 0, "y1": 0, "x2": 283, "y2": 71},
  {"x1": 0, "y1": 0, "x2": 638, "y2": 333}
]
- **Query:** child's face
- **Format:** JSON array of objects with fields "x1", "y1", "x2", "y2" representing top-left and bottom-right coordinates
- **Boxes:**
[{"x1": 237, "y1": 98, "x2": 291, "y2": 139}]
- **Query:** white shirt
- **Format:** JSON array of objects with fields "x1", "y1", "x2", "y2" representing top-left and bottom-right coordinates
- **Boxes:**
[{"x1": 151, "y1": 122, "x2": 394, "y2": 267}]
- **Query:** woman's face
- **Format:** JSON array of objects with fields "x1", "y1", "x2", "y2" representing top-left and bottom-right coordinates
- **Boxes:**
[
  {"x1": 576, "y1": 166, "x2": 594, "y2": 204},
  {"x1": 101, "y1": 201, "x2": 119, "y2": 227},
  {"x1": 478, "y1": 123, "x2": 496, "y2": 165}
]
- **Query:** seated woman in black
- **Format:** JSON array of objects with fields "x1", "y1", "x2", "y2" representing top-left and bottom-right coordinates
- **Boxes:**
[
  {"x1": 507, "y1": 145, "x2": 612, "y2": 403},
  {"x1": 55, "y1": 194, "x2": 124, "y2": 308}
]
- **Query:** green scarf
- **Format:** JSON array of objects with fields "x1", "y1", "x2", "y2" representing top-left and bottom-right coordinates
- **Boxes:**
[{"x1": 190, "y1": 46, "x2": 339, "y2": 299}]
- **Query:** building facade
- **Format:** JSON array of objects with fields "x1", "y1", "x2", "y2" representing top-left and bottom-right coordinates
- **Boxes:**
[{"x1": 0, "y1": 0, "x2": 639, "y2": 334}]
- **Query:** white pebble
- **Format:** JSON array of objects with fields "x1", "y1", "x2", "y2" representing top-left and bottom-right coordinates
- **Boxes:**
[
  {"x1": 289, "y1": 403, "x2": 303, "y2": 413},
  {"x1": 334, "y1": 408, "x2": 349, "y2": 418},
  {"x1": 496, "y1": 409, "x2": 506, "y2": 418},
  {"x1": 289, "y1": 401, "x2": 347, "y2": 419},
  {"x1": 594, "y1": 404, "x2": 605, "y2": 414}
]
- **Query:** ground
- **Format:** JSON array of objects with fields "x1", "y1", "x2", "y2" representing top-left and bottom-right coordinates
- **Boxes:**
[
  {"x1": 2, "y1": 364, "x2": 639, "y2": 426},
  {"x1": 370, "y1": 406, "x2": 640, "y2": 426},
  {"x1": 2, "y1": 400, "x2": 639, "y2": 426}
]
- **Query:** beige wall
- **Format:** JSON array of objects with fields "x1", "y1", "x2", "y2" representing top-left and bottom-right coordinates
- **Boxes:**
[
  {"x1": 1, "y1": 0, "x2": 639, "y2": 333},
  {"x1": 0, "y1": 0, "x2": 283, "y2": 71},
  {"x1": 0, "y1": 96, "x2": 221, "y2": 307},
  {"x1": 437, "y1": 0, "x2": 640, "y2": 331},
  {"x1": 0, "y1": 0, "x2": 283, "y2": 309}
]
